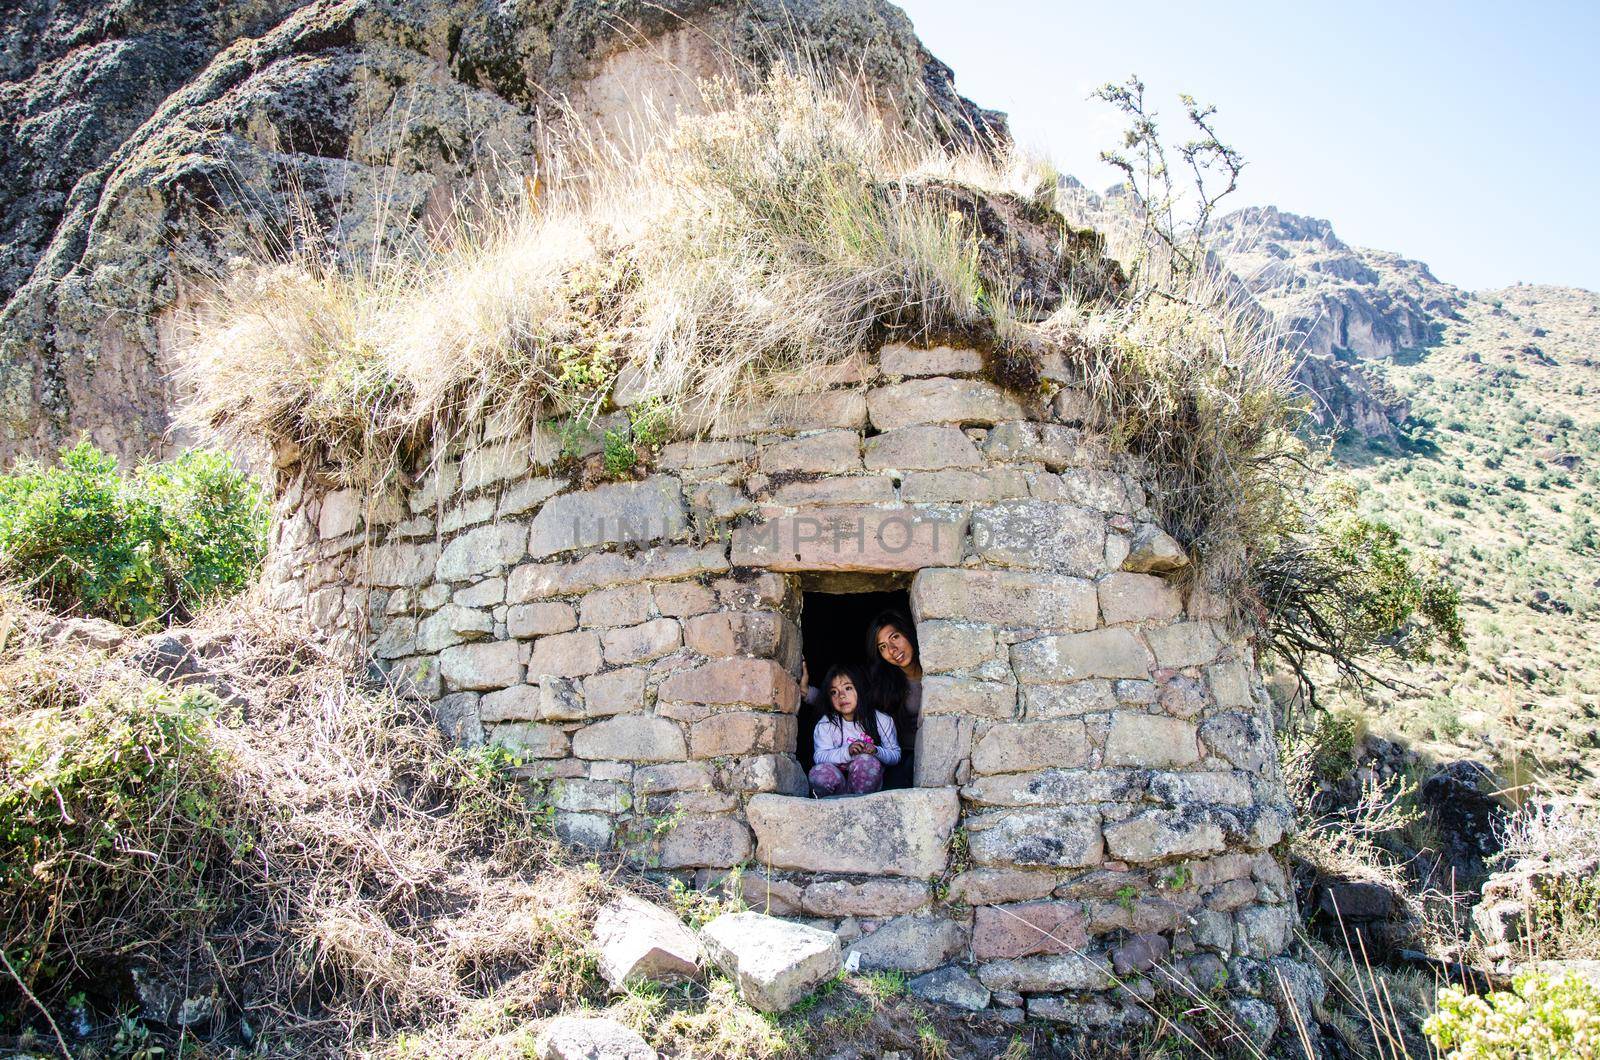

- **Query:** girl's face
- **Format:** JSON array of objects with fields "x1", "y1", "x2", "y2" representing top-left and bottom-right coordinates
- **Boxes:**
[
  {"x1": 876, "y1": 625, "x2": 915, "y2": 670},
  {"x1": 829, "y1": 675, "x2": 858, "y2": 718}
]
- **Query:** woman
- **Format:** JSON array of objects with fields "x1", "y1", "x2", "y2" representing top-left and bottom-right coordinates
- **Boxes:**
[
  {"x1": 809, "y1": 663, "x2": 900, "y2": 797},
  {"x1": 865, "y1": 610, "x2": 921, "y2": 787}
]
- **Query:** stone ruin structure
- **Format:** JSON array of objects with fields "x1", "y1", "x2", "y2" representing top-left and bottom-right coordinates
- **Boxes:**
[{"x1": 262, "y1": 341, "x2": 1313, "y2": 1032}]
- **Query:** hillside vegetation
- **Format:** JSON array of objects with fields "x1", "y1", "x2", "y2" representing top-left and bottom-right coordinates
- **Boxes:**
[
  {"x1": 1331, "y1": 284, "x2": 1600, "y2": 788},
  {"x1": 0, "y1": 595, "x2": 1052, "y2": 1059}
]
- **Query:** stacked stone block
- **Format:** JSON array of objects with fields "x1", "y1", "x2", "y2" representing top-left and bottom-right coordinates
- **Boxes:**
[{"x1": 260, "y1": 343, "x2": 1310, "y2": 1031}]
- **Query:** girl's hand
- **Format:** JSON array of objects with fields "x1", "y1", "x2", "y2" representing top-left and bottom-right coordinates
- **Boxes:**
[{"x1": 848, "y1": 740, "x2": 868, "y2": 755}]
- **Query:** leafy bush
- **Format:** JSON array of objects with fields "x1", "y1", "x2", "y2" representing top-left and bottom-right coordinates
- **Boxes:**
[
  {"x1": 598, "y1": 399, "x2": 675, "y2": 480},
  {"x1": 1253, "y1": 482, "x2": 1464, "y2": 701},
  {"x1": 1571, "y1": 511, "x2": 1600, "y2": 555},
  {"x1": 0, "y1": 440, "x2": 266, "y2": 625},
  {"x1": 0, "y1": 679, "x2": 242, "y2": 991},
  {"x1": 1424, "y1": 970, "x2": 1600, "y2": 1059},
  {"x1": 0, "y1": 599, "x2": 576, "y2": 1050}
]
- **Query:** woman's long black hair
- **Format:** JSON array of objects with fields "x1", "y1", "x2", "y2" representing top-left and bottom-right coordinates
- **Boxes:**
[
  {"x1": 864, "y1": 609, "x2": 919, "y2": 721},
  {"x1": 819, "y1": 662, "x2": 880, "y2": 741}
]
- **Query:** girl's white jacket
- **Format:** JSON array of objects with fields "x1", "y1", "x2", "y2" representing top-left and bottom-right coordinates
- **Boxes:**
[{"x1": 811, "y1": 712, "x2": 901, "y2": 766}]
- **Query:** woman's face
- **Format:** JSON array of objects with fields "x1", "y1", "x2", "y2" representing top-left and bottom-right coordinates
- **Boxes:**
[
  {"x1": 829, "y1": 675, "x2": 858, "y2": 718},
  {"x1": 876, "y1": 625, "x2": 915, "y2": 670}
]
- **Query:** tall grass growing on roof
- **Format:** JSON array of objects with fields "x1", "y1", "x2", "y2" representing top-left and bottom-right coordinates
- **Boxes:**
[
  {"x1": 175, "y1": 69, "x2": 1035, "y2": 490},
  {"x1": 177, "y1": 65, "x2": 1391, "y2": 633}
]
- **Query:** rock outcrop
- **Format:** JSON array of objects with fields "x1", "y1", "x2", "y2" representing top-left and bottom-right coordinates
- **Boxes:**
[
  {"x1": 1211, "y1": 205, "x2": 1465, "y2": 441},
  {"x1": 0, "y1": 0, "x2": 1002, "y2": 464},
  {"x1": 1212, "y1": 207, "x2": 1460, "y2": 364}
]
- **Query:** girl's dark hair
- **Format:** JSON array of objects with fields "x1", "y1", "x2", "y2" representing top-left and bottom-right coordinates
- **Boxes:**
[
  {"x1": 820, "y1": 662, "x2": 879, "y2": 739},
  {"x1": 865, "y1": 610, "x2": 919, "y2": 719}
]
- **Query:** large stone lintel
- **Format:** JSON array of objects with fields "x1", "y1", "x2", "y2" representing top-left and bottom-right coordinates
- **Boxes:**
[
  {"x1": 731, "y1": 507, "x2": 966, "y2": 572},
  {"x1": 746, "y1": 787, "x2": 960, "y2": 877}
]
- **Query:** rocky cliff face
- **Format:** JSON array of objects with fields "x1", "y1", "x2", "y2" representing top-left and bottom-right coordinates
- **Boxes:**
[
  {"x1": 0, "y1": 0, "x2": 1001, "y2": 464},
  {"x1": 1051, "y1": 185, "x2": 1446, "y2": 443},
  {"x1": 1211, "y1": 205, "x2": 1464, "y2": 441},
  {"x1": 1212, "y1": 206, "x2": 1460, "y2": 363}
]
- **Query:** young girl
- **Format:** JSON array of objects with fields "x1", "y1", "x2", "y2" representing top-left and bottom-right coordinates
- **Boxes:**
[
  {"x1": 808, "y1": 663, "x2": 901, "y2": 797},
  {"x1": 865, "y1": 610, "x2": 922, "y2": 787}
]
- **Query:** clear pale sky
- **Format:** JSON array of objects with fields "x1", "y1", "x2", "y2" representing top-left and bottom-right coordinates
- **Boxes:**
[{"x1": 895, "y1": 0, "x2": 1599, "y2": 293}]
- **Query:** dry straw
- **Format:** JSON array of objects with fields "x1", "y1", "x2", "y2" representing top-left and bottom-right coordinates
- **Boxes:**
[
  {"x1": 0, "y1": 591, "x2": 606, "y2": 1055},
  {"x1": 175, "y1": 70, "x2": 1034, "y2": 485}
]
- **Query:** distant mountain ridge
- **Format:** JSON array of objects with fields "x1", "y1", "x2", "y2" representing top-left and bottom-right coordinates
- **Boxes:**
[
  {"x1": 1210, "y1": 204, "x2": 1467, "y2": 442},
  {"x1": 1051, "y1": 185, "x2": 1457, "y2": 443},
  {"x1": 1212, "y1": 205, "x2": 1462, "y2": 363}
]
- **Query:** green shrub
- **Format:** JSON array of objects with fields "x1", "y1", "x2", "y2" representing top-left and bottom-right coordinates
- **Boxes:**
[
  {"x1": 0, "y1": 440, "x2": 266, "y2": 625},
  {"x1": 1572, "y1": 512, "x2": 1600, "y2": 555},
  {"x1": 1424, "y1": 970, "x2": 1600, "y2": 1059},
  {"x1": 1289, "y1": 710, "x2": 1360, "y2": 779},
  {"x1": 0, "y1": 682, "x2": 243, "y2": 991},
  {"x1": 1254, "y1": 482, "x2": 1464, "y2": 700},
  {"x1": 597, "y1": 399, "x2": 675, "y2": 480},
  {"x1": 601, "y1": 427, "x2": 639, "y2": 478}
]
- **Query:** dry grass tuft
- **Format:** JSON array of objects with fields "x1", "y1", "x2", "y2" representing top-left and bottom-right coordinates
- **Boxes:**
[
  {"x1": 1486, "y1": 800, "x2": 1600, "y2": 961},
  {"x1": 1041, "y1": 264, "x2": 1303, "y2": 591},
  {"x1": 1495, "y1": 799, "x2": 1600, "y2": 870},
  {"x1": 7, "y1": 589, "x2": 944, "y2": 1057},
  {"x1": 0, "y1": 590, "x2": 609, "y2": 1055}
]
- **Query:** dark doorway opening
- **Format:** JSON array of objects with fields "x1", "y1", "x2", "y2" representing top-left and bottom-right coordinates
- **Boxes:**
[{"x1": 798, "y1": 587, "x2": 914, "y2": 790}]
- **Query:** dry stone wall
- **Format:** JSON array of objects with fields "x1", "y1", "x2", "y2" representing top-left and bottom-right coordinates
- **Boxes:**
[{"x1": 262, "y1": 343, "x2": 1308, "y2": 1031}]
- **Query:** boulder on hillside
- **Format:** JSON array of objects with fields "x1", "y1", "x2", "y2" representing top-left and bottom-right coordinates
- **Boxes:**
[
  {"x1": 39, "y1": 615, "x2": 128, "y2": 650},
  {"x1": 534, "y1": 1016, "x2": 657, "y2": 1060},
  {"x1": 699, "y1": 911, "x2": 841, "y2": 1013},
  {"x1": 1317, "y1": 881, "x2": 1398, "y2": 921},
  {"x1": 1420, "y1": 760, "x2": 1507, "y2": 889},
  {"x1": 592, "y1": 893, "x2": 703, "y2": 990},
  {"x1": 1307, "y1": 877, "x2": 1411, "y2": 960}
]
